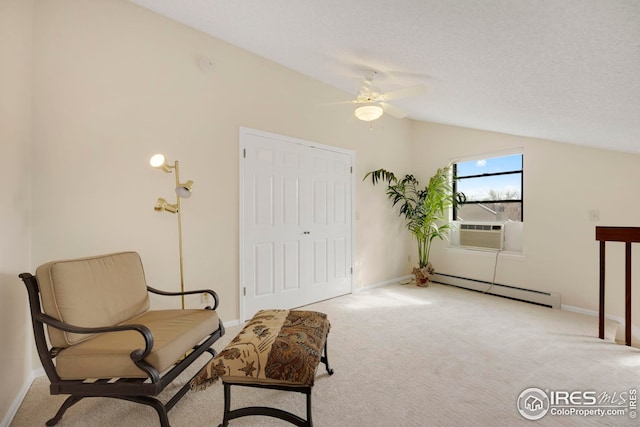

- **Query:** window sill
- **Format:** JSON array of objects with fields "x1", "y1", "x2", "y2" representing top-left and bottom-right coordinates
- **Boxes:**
[{"x1": 446, "y1": 245, "x2": 525, "y2": 258}]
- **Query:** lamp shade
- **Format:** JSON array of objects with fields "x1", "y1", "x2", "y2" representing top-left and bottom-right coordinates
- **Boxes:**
[
  {"x1": 150, "y1": 154, "x2": 172, "y2": 173},
  {"x1": 154, "y1": 197, "x2": 178, "y2": 213},
  {"x1": 354, "y1": 104, "x2": 384, "y2": 121},
  {"x1": 175, "y1": 180, "x2": 194, "y2": 198}
]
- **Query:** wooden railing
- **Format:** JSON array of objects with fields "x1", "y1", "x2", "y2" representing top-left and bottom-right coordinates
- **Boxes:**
[{"x1": 595, "y1": 226, "x2": 640, "y2": 346}]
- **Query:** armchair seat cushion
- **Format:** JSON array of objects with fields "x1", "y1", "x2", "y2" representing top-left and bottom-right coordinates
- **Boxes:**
[{"x1": 56, "y1": 309, "x2": 219, "y2": 380}]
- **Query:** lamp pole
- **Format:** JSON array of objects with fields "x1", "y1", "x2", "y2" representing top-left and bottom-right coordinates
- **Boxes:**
[
  {"x1": 174, "y1": 160, "x2": 185, "y2": 310},
  {"x1": 151, "y1": 153, "x2": 192, "y2": 310}
]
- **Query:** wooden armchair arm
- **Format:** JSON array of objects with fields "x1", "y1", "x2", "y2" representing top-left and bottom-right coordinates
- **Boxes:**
[
  {"x1": 34, "y1": 312, "x2": 154, "y2": 363},
  {"x1": 147, "y1": 286, "x2": 220, "y2": 310}
]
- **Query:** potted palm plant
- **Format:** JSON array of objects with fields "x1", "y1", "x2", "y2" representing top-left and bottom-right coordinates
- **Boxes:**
[{"x1": 364, "y1": 165, "x2": 465, "y2": 286}]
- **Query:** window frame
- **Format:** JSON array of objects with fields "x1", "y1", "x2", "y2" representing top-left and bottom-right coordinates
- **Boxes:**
[{"x1": 452, "y1": 153, "x2": 524, "y2": 222}]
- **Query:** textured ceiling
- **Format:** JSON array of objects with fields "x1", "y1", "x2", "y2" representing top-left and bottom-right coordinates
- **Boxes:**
[{"x1": 129, "y1": 0, "x2": 640, "y2": 153}]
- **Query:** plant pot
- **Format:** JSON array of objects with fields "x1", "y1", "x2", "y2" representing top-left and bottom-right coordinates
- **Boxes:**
[{"x1": 412, "y1": 263, "x2": 434, "y2": 287}]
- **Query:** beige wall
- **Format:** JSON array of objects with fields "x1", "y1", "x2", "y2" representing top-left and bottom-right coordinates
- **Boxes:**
[
  {"x1": 413, "y1": 121, "x2": 640, "y2": 341},
  {"x1": 30, "y1": 0, "x2": 413, "y2": 327},
  {"x1": 0, "y1": 0, "x2": 34, "y2": 422}
]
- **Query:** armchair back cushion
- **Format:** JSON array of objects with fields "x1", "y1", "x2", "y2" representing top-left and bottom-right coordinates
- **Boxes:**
[{"x1": 36, "y1": 251, "x2": 150, "y2": 347}]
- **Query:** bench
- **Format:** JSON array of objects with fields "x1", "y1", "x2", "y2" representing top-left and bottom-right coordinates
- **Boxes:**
[
  {"x1": 191, "y1": 309, "x2": 333, "y2": 427},
  {"x1": 19, "y1": 251, "x2": 225, "y2": 427}
]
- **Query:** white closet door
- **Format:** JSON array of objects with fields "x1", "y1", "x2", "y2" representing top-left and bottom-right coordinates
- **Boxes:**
[{"x1": 240, "y1": 128, "x2": 353, "y2": 320}]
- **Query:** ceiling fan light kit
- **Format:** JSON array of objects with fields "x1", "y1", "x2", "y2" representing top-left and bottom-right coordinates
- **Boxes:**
[
  {"x1": 350, "y1": 70, "x2": 426, "y2": 123},
  {"x1": 354, "y1": 104, "x2": 384, "y2": 121}
]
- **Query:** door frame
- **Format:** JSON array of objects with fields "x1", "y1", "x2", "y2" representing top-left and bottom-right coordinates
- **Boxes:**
[{"x1": 238, "y1": 126, "x2": 356, "y2": 321}]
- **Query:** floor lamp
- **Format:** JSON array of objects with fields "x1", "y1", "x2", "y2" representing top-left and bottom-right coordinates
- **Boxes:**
[{"x1": 150, "y1": 153, "x2": 194, "y2": 309}]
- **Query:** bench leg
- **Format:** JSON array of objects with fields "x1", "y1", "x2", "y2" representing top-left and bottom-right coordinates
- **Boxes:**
[
  {"x1": 306, "y1": 392, "x2": 313, "y2": 426},
  {"x1": 219, "y1": 382, "x2": 313, "y2": 427},
  {"x1": 320, "y1": 340, "x2": 334, "y2": 375},
  {"x1": 219, "y1": 382, "x2": 231, "y2": 427}
]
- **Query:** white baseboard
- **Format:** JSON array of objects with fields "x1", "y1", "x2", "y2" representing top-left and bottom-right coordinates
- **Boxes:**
[
  {"x1": 562, "y1": 304, "x2": 640, "y2": 345},
  {"x1": 223, "y1": 319, "x2": 242, "y2": 328},
  {"x1": 433, "y1": 272, "x2": 561, "y2": 309},
  {"x1": 2, "y1": 367, "x2": 45, "y2": 427},
  {"x1": 355, "y1": 275, "x2": 414, "y2": 293},
  {"x1": 561, "y1": 304, "x2": 601, "y2": 317}
]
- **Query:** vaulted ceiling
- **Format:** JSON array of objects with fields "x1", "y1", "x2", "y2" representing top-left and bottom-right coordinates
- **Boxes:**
[{"x1": 129, "y1": 0, "x2": 640, "y2": 153}]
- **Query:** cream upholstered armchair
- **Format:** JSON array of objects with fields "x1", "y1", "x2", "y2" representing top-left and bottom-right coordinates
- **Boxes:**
[{"x1": 19, "y1": 251, "x2": 225, "y2": 427}]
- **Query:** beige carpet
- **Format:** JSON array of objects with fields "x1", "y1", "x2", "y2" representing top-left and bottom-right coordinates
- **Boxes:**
[{"x1": 11, "y1": 282, "x2": 640, "y2": 426}]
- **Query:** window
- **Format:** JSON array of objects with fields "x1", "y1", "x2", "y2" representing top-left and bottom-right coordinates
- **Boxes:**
[{"x1": 453, "y1": 152, "x2": 523, "y2": 222}]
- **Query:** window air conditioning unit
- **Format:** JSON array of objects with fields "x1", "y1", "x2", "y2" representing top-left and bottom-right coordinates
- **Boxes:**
[{"x1": 459, "y1": 222, "x2": 504, "y2": 250}]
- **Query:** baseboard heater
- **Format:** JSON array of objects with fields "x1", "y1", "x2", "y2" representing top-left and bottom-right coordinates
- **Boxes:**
[{"x1": 432, "y1": 272, "x2": 561, "y2": 309}]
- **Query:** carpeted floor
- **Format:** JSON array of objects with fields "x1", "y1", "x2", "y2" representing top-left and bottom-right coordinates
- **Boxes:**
[{"x1": 11, "y1": 282, "x2": 640, "y2": 426}]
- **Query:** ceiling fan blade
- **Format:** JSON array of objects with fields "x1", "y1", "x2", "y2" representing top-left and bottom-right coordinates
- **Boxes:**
[
  {"x1": 381, "y1": 84, "x2": 427, "y2": 101},
  {"x1": 380, "y1": 102, "x2": 407, "y2": 119},
  {"x1": 318, "y1": 99, "x2": 359, "y2": 107}
]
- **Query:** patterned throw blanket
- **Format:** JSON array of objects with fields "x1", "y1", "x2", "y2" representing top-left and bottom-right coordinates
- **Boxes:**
[{"x1": 191, "y1": 309, "x2": 330, "y2": 391}]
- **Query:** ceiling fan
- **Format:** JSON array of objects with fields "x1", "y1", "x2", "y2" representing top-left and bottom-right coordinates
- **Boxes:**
[{"x1": 351, "y1": 71, "x2": 427, "y2": 122}]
